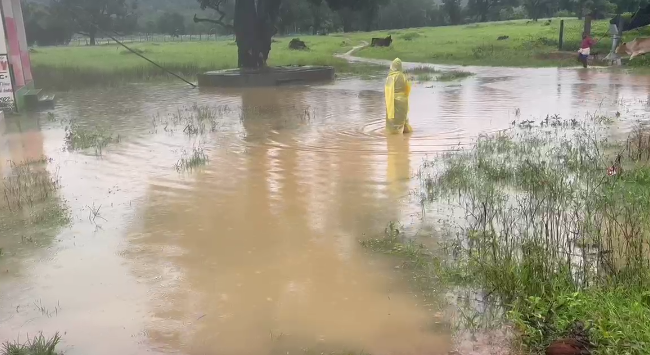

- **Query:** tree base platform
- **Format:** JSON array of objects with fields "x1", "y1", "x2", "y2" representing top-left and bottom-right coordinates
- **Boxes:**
[{"x1": 197, "y1": 65, "x2": 335, "y2": 87}]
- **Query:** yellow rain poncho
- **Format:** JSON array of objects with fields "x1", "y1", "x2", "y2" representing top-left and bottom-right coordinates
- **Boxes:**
[{"x1": 384, "y1": 58, "x2": 412, "y2": 134}]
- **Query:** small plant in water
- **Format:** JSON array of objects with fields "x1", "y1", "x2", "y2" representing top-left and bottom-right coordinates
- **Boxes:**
[
  {"x1": 436, "y1": 70, "x2": 474, "y2": 82},
  {"x1": 2, "y1": 158, "x2": 59, "y2": 212},
  {"x1": 0, "y1": 156, "x2": 70, "y2": 233},
  {"x1": 175, "y1": 147, "x2": 209, "y2": 172},
  {"x1": 64, "y1": 122, "x2": 120, "y2": 156},
  {"x1": 153, "y1": 104, "x2": 228, "y2": 135},
  {"x1": 2, "y1": 332, "x2": 62, "y2": 355}
]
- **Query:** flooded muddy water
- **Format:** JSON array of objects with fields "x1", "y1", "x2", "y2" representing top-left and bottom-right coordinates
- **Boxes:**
[{"x1": 2, "y1": 60, "x2": 650, "y2": 355}]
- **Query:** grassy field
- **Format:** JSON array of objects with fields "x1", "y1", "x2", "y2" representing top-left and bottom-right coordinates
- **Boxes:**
[
  {"x1": 30, "y1": 18, "x2": 650, "y2": 90},
  {"x1": 357, "y1": 18, "x2": 650, "y2": 67},
  {"x1": 31, "y1": 36, "x2": 380, "y2": 90}
]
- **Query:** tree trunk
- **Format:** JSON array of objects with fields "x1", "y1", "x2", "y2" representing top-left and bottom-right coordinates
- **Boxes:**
[
  {"x1": 312, "y1": 12, "x2": 321, "y2": 35},
  {"x1": 89, "y1": 28, "x2": 97, "y2": 46},
  {"x1": 364, "y1": 7, "x2": 376, "y2": 32},
  {"x1": 340, "y1": 8, "x2": 354, "y2": 32},
  {"x1": 234, "y1": 0, "x2": 281, "y2": 70},
  {"x1": 583, "y1": 15, "x2": 592, "y2": 35}
]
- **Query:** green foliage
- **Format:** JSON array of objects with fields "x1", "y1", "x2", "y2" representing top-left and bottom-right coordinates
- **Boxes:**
[
  {"x1": 157, "y1": 11, "x2": 186, "y2": 36},
  {"x1": 22, "y1": 1, "x2": 74, "y2": 46},
  {"x1": 523, "y1": 0, "x2": 558, "y2": 21},
  {"x1": 575, "y1": 0, "x2": 616, "y2": 19},
  {"x1": 51, "y1": 0, "x2": 139, "y2": 45},
  {"x1": 510, "y1": 289, "x2": 650, "y2": 353},
  {"x1": 416, "y1": 118, "x2": 650, "y2": 354},
  {"x1": 443, "y1": 0, "x2": 463, "y2": 24}
]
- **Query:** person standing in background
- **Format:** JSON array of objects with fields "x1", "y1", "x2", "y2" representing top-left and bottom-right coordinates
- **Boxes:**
[
  {"x1": 384, "y1": 58, "x2": 413, "y2": 134},
  {"x1": 578, "y1": 33, "x2": 597, "y2": 68}
]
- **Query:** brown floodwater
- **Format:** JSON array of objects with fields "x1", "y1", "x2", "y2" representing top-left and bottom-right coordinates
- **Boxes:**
[{"x1": 1, "y1": 58, "x2": 650, "y2": 355}]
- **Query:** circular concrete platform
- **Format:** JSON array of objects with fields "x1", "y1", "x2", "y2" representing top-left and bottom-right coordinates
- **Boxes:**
[{"x1": 197, "y1": 65, "x2": 335, "y2": 88}]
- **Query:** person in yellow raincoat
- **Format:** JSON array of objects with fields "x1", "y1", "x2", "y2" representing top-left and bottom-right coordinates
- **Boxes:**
[{"x1": 385, "y1": 58, "x2": 413, "y2": 134}]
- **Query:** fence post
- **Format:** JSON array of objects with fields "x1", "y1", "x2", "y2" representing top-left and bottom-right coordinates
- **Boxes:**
[
  {"x1": 583, "y1": 15, "x2": 592, "y2": 36},
  {"x1": 558, "y1": 20, "x2": 564, "y2": 51}
]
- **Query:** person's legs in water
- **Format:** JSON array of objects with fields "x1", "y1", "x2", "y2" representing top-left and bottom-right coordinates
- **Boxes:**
[
  {"x1": 579, "y1": 53, "x2": 588, "y2": 68},
  {"x1": 403, "y1": 120, "x2": 413, "y2": 134}
]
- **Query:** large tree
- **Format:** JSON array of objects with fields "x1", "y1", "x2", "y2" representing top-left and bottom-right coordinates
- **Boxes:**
[
  {"x1": 193, "y1": 0, "x2": 387, "y2": 69},
  {"x1": 52, "y1": 0, "x2": 138, "y2": 45},
  {"x1": 194, "y1": 0, "x2": 281, "y2": 69},
  {"x1": 443, "y1": 0, "x2": 463, "y2": 24},
  {"x1": 23, "y1": 1, "x2": 74, "y2": 46}
]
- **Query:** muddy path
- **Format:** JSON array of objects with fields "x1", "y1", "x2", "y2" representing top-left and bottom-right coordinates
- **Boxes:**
[{"x1": 0, "y1": 47, "x2": 649, "y2": 355}]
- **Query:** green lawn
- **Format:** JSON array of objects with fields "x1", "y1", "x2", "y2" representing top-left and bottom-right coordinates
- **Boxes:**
[
  {"x1": 356, "y1": 18, "x2": 650, "y2": 67},
  {"x1": 30, "y1": 35, "x2": 372, "y2": 90},
  {"x1": 30, "y1": 18, "x2": 650, "y2": 90}
]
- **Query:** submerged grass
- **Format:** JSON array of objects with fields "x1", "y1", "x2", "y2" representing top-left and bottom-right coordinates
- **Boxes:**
[
  {"x1": 363, "y1": 114, "x2": 650, "y2": 354},
  {"x1": 175, "y1": 147, "x2": 209, "y2": 172},
  {"x1": 436, "y1": 70, "x2": 474, "y2": 81},
  {"x1": 2, "y1": 332, "x2": 62, "y2": 355},
  {"x1": 0, "y1": 157, "x2": 70, "y2": 239},
  {"x1": 152, "y1": 103, "x2": 228, "y2": 135},
  {"x1": 64, "y1": 122, "x2": 121, "y2": 156},
  {"x1": 362, "y1": 222, "x2": 446, "y2": 302},
  {"x1": 404, "y1": 66, "x2": 438, "y2": 82}
]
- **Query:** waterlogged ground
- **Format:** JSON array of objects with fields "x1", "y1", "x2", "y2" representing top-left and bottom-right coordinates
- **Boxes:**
[{"x1": 1, "y1": 61, "x2": 650, "y2": 355}]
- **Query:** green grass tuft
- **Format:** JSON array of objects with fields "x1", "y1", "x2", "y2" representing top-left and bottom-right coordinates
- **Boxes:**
[
  {"x1": 2, "y1": 332, "x2": 62, "y2": 355},
  {"x1": 64, "y1": 122, "x2": 121, "y2": 156},
  {"x1": 175, "y1": 147, "x2": 209, "y2": 172}
]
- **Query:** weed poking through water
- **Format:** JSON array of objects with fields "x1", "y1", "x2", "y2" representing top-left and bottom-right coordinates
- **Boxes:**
[
  {"x1": 64, "y1": 122, "x2": 120, "y2": 156},
  {"x1": 153, "y1": 103, "x2": 227, "y2": 136},
  {"x1": 33, "y1": 300, "x2": 61, "y2": 318},
  {"x1": 175, "y1": 147, "x2": 209, "y2": 172},
  {"x1": 436, "y1": 70, "x2": 474, "y2": 81},
  {"x1": 406, "y1": 66, "x2": 437, "y2": 82},
  {"x1": 0, "y1": 157, "x2": 70, "y2": 243},
  {"x1": 2, "y1": 158, "x2": 59, "y2": 213}
]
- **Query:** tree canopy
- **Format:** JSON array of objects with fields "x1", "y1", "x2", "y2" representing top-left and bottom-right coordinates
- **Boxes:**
[
  {"x1": 157, "y1": 11, "x2": 186, "y2": 36},
  {"x1": 51, "y1": 0, "x2": 138, "y2": 45},
  {"x1": 23, "y1": 1, "x2": 74, "y2": 46}
]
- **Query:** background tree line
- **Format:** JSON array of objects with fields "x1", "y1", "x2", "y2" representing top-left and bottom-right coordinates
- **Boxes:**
[{"x1": 22, "y1": 0, "x2": 650, "y2": 47}]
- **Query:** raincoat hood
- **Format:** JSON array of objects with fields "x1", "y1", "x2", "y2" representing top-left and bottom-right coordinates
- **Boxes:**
[{"x1": 390, "y1": 58, "x2": 403, "y2": 72}]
